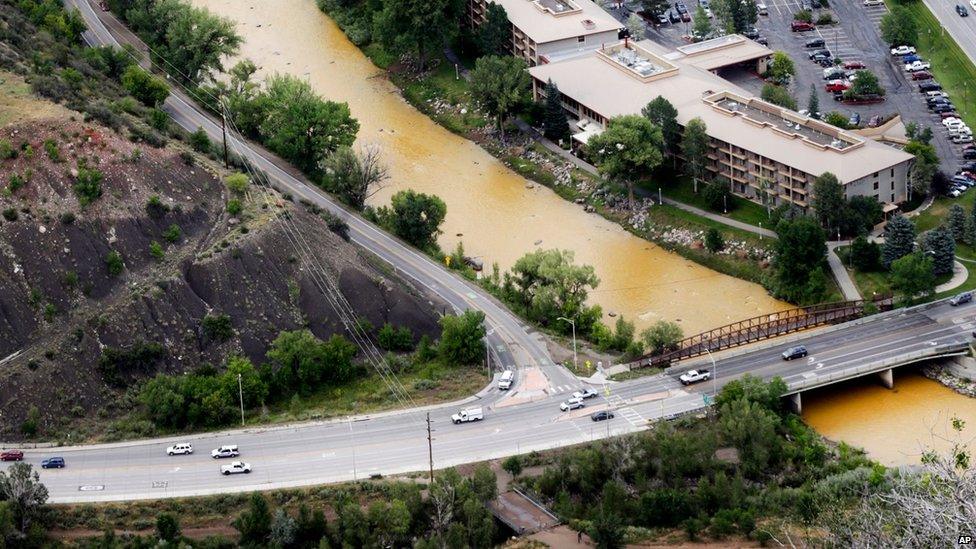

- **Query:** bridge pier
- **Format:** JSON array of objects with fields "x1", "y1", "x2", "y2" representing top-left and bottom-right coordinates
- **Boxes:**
[
  {"x1": 789, "y1": 392, "x2": 802, "y2": 415},
  {"x1": 877, "y1": 368, "x2": 894, "y2": 389}
]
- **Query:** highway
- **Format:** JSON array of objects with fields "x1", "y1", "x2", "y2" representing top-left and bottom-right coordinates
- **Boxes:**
[
  {"x1": 922, "y1": 0, "x2": 976, "y2": 67},
  {"x1": 17, "y1": 0, "x2": 974, "y2": 504}
]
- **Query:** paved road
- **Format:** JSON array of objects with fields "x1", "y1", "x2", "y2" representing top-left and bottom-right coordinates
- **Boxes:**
[
  {"x1": 923, "y1": 0, "x2": 976, "y2": 67},
  {"x1": 23, "y1": 0, "x2": 973, "y2": 505}
]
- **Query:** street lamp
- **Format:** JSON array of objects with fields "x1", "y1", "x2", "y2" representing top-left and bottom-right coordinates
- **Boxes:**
[
  {"x1": 237, "y1": 373, "x2": 245, "y2": 426},
  {"x1": 557, "y1": 316, "x2": 578, "y2": 371},
  {"x1": 485, "y1": 326, "x2": 498, "y2": 380},
  {"x1": 704, "y1": 347, "x2": 717, "y2": 401}
]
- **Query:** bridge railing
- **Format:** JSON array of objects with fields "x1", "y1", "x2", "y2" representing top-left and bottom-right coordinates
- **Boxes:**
[{"x1": 631, "y1": 296, "x2": 893, "y2": 369}]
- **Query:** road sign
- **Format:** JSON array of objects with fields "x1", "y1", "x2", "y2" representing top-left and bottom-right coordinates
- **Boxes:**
[{"x1": 703, "y1": 394, "x2": 713, "y2": 406}]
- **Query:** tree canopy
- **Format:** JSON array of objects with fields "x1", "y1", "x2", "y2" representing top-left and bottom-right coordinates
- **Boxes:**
[
  {"x1": 502, "y1": 248, "x2": 601, "y2": 334},
  {"x1": 587, "y1": 115, "x2": 664, "y2": 206},
  {"x1": 383, "y1": 189, "x2": 448, "y2": 251},
  {"x1": 469, "y1": 55, "x2": 530, "y2": 134},
  {"x1": 882, "y1": 215, "x2": 916, "y2": 268},
  {"x1": 641, "y1": 96, "x2": 680, "y2": 155},
  {"x1": 771, "y1": 216, "x2": 828, "y2": 304},
  {"x1": 880, "y1": 5, "x2": 918, "y2": 47},
  {"x1": 437, "y1": 310, "x2": 486, "y2": 365},
  {"x1": 373, "y1": 0, "x2": 455, "y2": 70},
  {"x1": 477, "y1": 2, "x2": 510, "y2": 56},
  {"x1": 543, "y1": 80, "x2": 571, "y2": 143},
  {"x1": 681, "y1": 117, "x2": 710, "y2": 186},
  {"x1": 890, "y1": 252, "x2": 935, "y2": 303}
]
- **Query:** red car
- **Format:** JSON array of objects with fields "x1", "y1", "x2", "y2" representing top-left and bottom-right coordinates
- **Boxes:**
[
  {"x1": 0, "y1": 450, "x2": 23, "y2": 461},
  {"x1": 791, "y1": 21, "x2": 816, "y2": 31},
  {"x1": 911, "y1": 71, "x2": 933, "y2": 80},
  {"x1": 844, "y1": 61, "x2": 866, "y2": 69},
  {"x1": 825, "y1": 80, "x2": 850, "y2": 92},
  {"x1": 941, "y1": 112, "x2": 960, "y2": 119}
]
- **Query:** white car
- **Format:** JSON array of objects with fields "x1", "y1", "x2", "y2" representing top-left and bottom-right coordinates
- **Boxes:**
[
  {"x1": 573, "y1": 388, "x2": 599, "y2": 400},
  {"x1": 944, "y1": 118, "x2": 964, "y2": 127},
  {"x1": 904, "y1": 60, "x2": 931, "y2": 72},
  {"x1": 946, "y1": 121, "x2": 966, "y2": 131},
  {"x1": 220, "y1": 461, "x2": 252, "y2": 475},
  {"x1": 891, "y1": 45, "x2": 917, "y2": 56},
  {"x1": 949, "y1": 126, "x2": 973, "y2": 137},
  {"x1": 211, "y1": 445, "x2": 239, "y2": 459},
  {"x1": 559, "y1": 397, "x2": 585, "y2": 411},
  {"x1": 953, "y1": 135, "x2": 974, "y2": 144},
  {"x1": 864, "y1": 0, "x2": 884, "y2": 5},
  {"x1": 166, "y1": 443, "x2": 193, "y2": 456}
]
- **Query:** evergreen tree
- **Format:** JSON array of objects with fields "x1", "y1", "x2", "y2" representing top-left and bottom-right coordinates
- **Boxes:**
[
  {"x1": 234, "y1": 493, "x2": 272, "y2": 546},
  {"x1": 642, "y1": 96, "x2": 681, "y2": 155},
  {"x1": 543, "y1": 79, "x2": 570, "y2": 143},
  {"x1": 891, "y1": 252, "x2": 935, "y2": 304},
  {"x1": 477, "y1": 2, "x2": 510, "y2": 56},
  {"x1": 812, "y1": 172, "x2": 845, "y2": 235},
  {"x1": 968, "y1": 207, "x2": 976, "y2": 246},
  {"x1": 772, "y1": 216, "x2": 827, "y2": 304},
  {"x1": 947, "y1": 204, "x2": 967, "y2": 242},
  {"x1": 850, "y1": 236, "x2": 881, "y2": 272},
  {"x1": 807, "y1": 83, "x2": 819, "y2": 119},
  {"x1": 681, "y1": 117, "x2": 709, "y2": 190},
  {"x1": 882, "y1": 215, "x2": 916, "y2": 268},
  {"x1": 922, "y1": 226, "x2": 955, "y2": 277}
]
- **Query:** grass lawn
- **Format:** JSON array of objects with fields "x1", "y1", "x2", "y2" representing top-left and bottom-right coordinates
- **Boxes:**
[
  {"x1": 646, "y1": 171, "x2": 773, "y2": 229},
  {"x1": 893, "y1": 0, "x2": 976, "y2": 132},
  {"x1": 914, "y1": 192, "x2": 976, "y2": 233}
]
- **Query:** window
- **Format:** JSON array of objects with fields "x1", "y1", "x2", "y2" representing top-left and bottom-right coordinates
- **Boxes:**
[
  {"x1": 890, "y1": 194, "x2": 895, "y2": 202},
  {"x1": 873, "y1": 172, "x2": 879, "y2": 178},
  {"x1": 891, "y1": 168, "x2": 895, "y2": 178},
  {"x1": 891, "y1": 181, "x2": 895, "y2": 190},
  {"x1": 873, "y1": 182, "x2": 879, "y2": 190},
  {"x1": 577, "y1": 36, "x2": 585, "y2": 43}
]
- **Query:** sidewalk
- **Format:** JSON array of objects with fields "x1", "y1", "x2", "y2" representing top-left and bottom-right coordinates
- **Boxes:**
[
  {"x1": 827, "y1": 241, "x2": 862, "y2": 301},
  {"x1": 936, "y1": 261, "x2": 969, "y2": 293}
]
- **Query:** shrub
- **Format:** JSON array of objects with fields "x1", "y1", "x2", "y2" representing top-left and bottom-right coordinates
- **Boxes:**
[
  {"x1": 105, "y1": 250, "x2": 124, "y2": 276},
  {"x1": 21, "y1": 405, "x2": 40, "y2": 437},
  {"x1": 43, "y1": 139, "x2": 61, "y2": 161},
  {"x1": 121, "y1": 65, "x2": 170, "y2": 106},
  {"x1": 0, "y1": 139, "x2": 15, "y2": 160},
  {"x1": 705, "y1": 228, "x2": 725, "y2": 253},
  {"x1": 60, "y1": 212, "x2": 76, "y2": 224},
  {"x1": 73, "y1": 165, "x2": 104, "y2": 206},
  {"x1": 145, "y1": 195, "x2": 170, "y2": 219},
  {"x1": 98, "y1": 342, "x2": 166, "y2": 385},
  {"x1": 2, "y1": 208, "x2": 18, "y2": 221},
  {"x1": 227, "y1": 199, "x2": 243, "y2": 215},
  {"x1": 148, "y1": 108, "x2": 169, "y2": 131},
  {"x1": 225, "y1": 173, "x2": 249, "y2": 194},
  {"x1": 163, "y1": 224, "x2": 182, "y2": 243},
  {"x1": 202, "y1": 314, "x2": 234, "y2": 343},
  {"x1": 149, "y1": 241, "x2": 165, "y2": 260},
  {"x1": 377, "y1": 323, "x2": 414, "y2": 351},
  {"x1": 189, "y1": 127, "x2": 212, "y2": 153}
]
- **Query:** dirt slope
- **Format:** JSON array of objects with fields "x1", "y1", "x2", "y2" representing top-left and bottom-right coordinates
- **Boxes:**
[{"x1": 0, "y1": 118, "x2": 442, "y2": 439}]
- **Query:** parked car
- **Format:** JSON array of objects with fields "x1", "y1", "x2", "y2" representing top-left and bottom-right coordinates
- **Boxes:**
[
  {"x1": 560, "y1": 397, "x2": 585, "y2": 411},
  {"x1": 941, "y1": 112, "x2": 960, "y2": 120},
  {"x1": 902, "y1": 54, "x2": 922, "y2": 63},
  {"x1": 957, "y1": 4, "x2": 969, "y2": 16},
  {"x1": 681, "y1": 11, "x2": 692, "y2": 22},
  {"x1": 951, "y1": 292, "x2": 975, "y2": 306},
  {"x1": 812, "y1": 54, "x2": 832, "y2": 65},
  {"x1": 573, "y1": 388, "x2": 599, "y2": 400},
  {"x1": 668, "y1": 9, "x2": 681, "y2": 22},
  {"x1": 963, "y1": 149, "x2": 976, "y2": 160},
  {"x1": 844, "y1": 60, "x2": 866, "y2": 69},
  {"x1": 211, "y1": 445, "x2": 240, "y2": 459},
  {"x1": 166, "y1": 443, "x2": 193, "y2": 456},
  {"x1": 918, "y1": 81, "x2": 942, "y2": 91},
  {"x1": 933, "y1": 104, "x2": 956, "y2": 114},
  {"x1": 743, "y1": 27, "x2": 760, "y2": 39},
  {"x1": 0, "y1": 450, "x2": 23, "y2": 462},
  {"x1": 891, "y1": 45, "x2": 917, "y2": 56},
  {"x1": 41, "y1": 457, "x2": 65, "y2": 469},
  {"x1": 792, "y1": 21, "x2": 816, "y2": 31},
  {"x1": 911, "y1": 71, "x2": 933, "y2": 81},
  {"x1": 823, "y1": 67, "x2": 846, "y2": 80},
  {"x1": 756, "y1": 36, "x2": 769, "y2": 45},
  {"x1": 954, "y1": 135, "x2": 975, "y2": 144},
  {"x1": 782, "y1": 345, "x2": 808, "y2": 360},
  {"x1": 904, "y1": 60, "x2": 932, "y2": 72},
  {"x1": 943, "y1": 116, "x2": 964, "y2": 126},
  {"x1": 825, "y1": 80, "x2": 850, "y2": 92},
  {"x1": 220, "y1": 461, "x2": 252, "y2": 475},
  {"x1": 806, "y1": 38, "x2": 826, "y2": 48},
  {"x1": 808, "y1": 49, "x2": 832, "y2": 59},
  {"x1": 757, "y1": 2, "x2": 768, "y2": 15},
  {"x1": 849, "y1": 112, "x2": 861, "y2": 126},
  {"x1": 590, "y1": 410, "x2": 615, "y2": 422},
  {"x1": 675, "y1": 2, "x2": 688, "y2": 13},
  {"x1": 864, "y1": 0, "x2": 884, "y2": 5}
]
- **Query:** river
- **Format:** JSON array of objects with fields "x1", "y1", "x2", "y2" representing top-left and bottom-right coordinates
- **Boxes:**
[{"x1": 190, "y1": 0, "x2": 790, "y2": 335}]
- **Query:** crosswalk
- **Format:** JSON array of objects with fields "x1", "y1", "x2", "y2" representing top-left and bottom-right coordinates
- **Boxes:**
[
  {"x1": 605, "y1": 393, "x2": 646, "y2": 427},
  {"x1": 547, "y1": 384, "x2": 575, "y2": 394}
]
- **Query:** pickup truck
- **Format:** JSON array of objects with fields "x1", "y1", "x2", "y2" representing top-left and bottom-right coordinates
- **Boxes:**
[
  {"x1": 451, "y1": 407, "x2": 484, "y2": 424},
  {"x1": 679, "y1": 369, "x2": 711, "y2": 385},
  {"x1": 220, "y1": 461, "x2": 252, "y2": 475}
]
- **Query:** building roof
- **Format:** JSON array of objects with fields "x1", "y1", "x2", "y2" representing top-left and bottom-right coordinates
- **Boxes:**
[
  {"x1": 490, "y1": 0, "x2": 623, "y2": 44},
  {"x1": 528, "y1": 39, "x2": 914, "y2": 183},
  {"x1": 672, "y1": 35, "x2": 774, "y2": 71}
]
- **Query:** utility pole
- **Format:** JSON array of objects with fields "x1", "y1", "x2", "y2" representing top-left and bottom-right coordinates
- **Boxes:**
[
  {"x1": 426, "y1": 412, "x2": 434, "y2": 483},
  {"x1": 237, "y1": 373, "x2": 245, "y2": 426},
  {"x1": 557, "y1": 317, "x2": 577, "y2": 371},
  {"x1": 220, "y1": 104, "x2": 229, "y2": 169}
]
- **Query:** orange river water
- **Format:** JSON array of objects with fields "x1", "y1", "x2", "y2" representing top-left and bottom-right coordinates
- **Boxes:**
[{"x1": 190, "y1": 0, "x2": 976, "y2": 465}]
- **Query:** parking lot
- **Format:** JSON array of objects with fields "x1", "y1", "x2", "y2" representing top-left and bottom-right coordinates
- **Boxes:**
[{"x1": 611, "y1": 0, "x2": 966, "y2": 172}]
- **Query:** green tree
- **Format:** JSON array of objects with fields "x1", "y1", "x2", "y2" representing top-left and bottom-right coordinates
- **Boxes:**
[
  {"x1": 772, "y1": 216, "x2": 827, "y2": 303},
  {"x1": 374, "y1": 0, "x2": 454, "y2": 70},
  {"x1": 890, "y1": 252, "x2": 935, "y2": 303},
  {"x1": 642, "y1": 0, "x2": 672, "y2": 16},
  {"x1": 806, "y1": 83, "x2": 820, "y2": 119},
  {"x1": 189, "y1": 127, "x2": 211, "y2": 153},
  {"x1": 641, "y1": 96, "x2": 680, "y2": 155},
  {"x1": 587, "y1": 115, "x2": 663, "y2": 206},
  {"x1": 692, "y1": 6, "x2": 713, "y2": 40},
  {"x1": 761, "y1": 83, "x2": 797, "y2": 110},
  {"x1": 105, "y1": 250, "x2": 124, "y2": 277},
  {"x1": 882, "y1": 215, "x2": 916, "y2": 268},
  {"x1": 73, "y1": 165, "x2": 103, "y2": 206},
  {"x1": 0, "y1": 463, "x2": 47, "y2": 536},
  {"x1": 477, "y1": 2, "x2": 510, "y2": 56},
  {"x1": 222, "y1": 356, "x2": 268, "y2": 408},
  {"x1": 321, "y1": 145, "x2": 389, "y2": 210},
  {"x1": 681, "y1": 117, "x2": 710, "y2": 189},
  {"x1": 905, "y1": 139, "x2": 938, "y2": 197},
  {"x1": 502, "y1": 249, "x2": 601, "y2": 332},
  {"x1": 812, "y1": 172, "x2": 845, "y2": 233},
  {"x1": 768, "y1": 51, "x2": 796, "y2": 85},
  {"x1": 266, "y1": 330, "x2": 357, "y2": 394},
  {"x1": 824, "y1": 111, "x2": 851, "y2": 130},
  {"x1": 845, "y1": 70, "x2": 885, "y2": 99},
  {"x1": 947, "y1": 204, "x2": 967, "y2": 242},
  {"x1": 715, "y1": 374, "x2": 788, "y2": 412},
  {"x1": 712, "y1": 0, "x2": 758, "y2": 33},
  {"x1": 627, "y1": 13, "x2": 647, "y2": 40},
  {"x1": 120, "y1": 65, "x2": 170, "y2": 106},
  {"x1": 224, "y1": 172, "x2": 249, "y2": 194},
  {"x1": 702, "y1": 179, "x2": 730, "y2": 212},
  {"x1": 880, "y1": 5, "x2": 918, "y2": 47},
  {"x1": 234, "y1": 492, "x2": 272, "y2": 547},
  {"x1": 846, "y1": 195, "x2": 884, "y2": 236},
  {"x1": 640, "y1": 320, "x2": 683, "y2": 354},
  {"x1": 270, "y1": 508, "x2": 297, "y2": 548},
  {"x1": 543, "y1": 79, "x2": 571, "y2": 144},
  {"x1": 718, "y1": 398, "x2": 781, "y2": 476},
  {"x1": 140, "y1": 374, "x2": 186, "y2": 428},
  {"x1": 258, "y1": 74, "x2": 359, "y2": 176},
  {"x1": 384, "y1": 189, "x2": 448, "y2": 251},
  {"x1": 502, "y1": 455, "x2": 524, "y2": 477},
  {"x1": 705, "y1": 227, "x2": 725, "y2": 253},
  {"x1": 438, "y1": 310, "x2": 486, "y2": 365},
  {"x1": 922, "y1": 226, "x2": 955, "y2": 277},
  {"x1": 849, "y1": 236, "x2": 881, "y2": 271},
  {"x1": 149, "y1": 241, "x2": 164, "y2": 260},
  {"x1": 590, "y1": 505, "x2": 625, "y2": 549},
  {"x1": 201, "y1": 314, "x2": 234, "y2": 343},
  {"x1": 156, "y1": 512, "x2": 181, "y2": 543},
  {"x1": 469, "y1": 55, "x2": 529, "y2": 135}
]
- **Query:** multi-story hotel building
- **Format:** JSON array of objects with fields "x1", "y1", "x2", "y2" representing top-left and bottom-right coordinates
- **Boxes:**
[{"x1": 467, "y1": 0, "x2": 623, "y2": 66}]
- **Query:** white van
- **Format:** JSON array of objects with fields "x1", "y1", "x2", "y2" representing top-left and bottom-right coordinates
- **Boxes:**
[
  {"x1": 498, "y1": 370, "x2": 514, "y2": 390},
  {"x1": 452, "y1": 407, "x2": 484, "y2": 424}
]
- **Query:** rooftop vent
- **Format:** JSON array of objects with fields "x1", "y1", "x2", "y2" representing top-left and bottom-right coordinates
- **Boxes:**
[
  {"x1": 582, "y1": 18, "x2": 595, "y2": 29},
  {"x1": 830, "y1": 139, "x2": 844, "y2": 148}
]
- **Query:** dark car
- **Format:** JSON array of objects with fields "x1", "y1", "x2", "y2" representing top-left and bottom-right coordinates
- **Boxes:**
[
  {"x1": 756, "y1": 36, "x2": 769, "y2": 45},
  {"x1": 950, "y1": 291, "x2": 973, "y2": 306},
  {"x1": 675, "y1": 2, "x2": 688, "y2": 13},
  {"x1": 848, "y1": 112, "x2": 861, "y2": 126},
  {"x1": 963, "y1": 149, "x2": 976, "y2": 160},
  {"x1": 0, "y1": 450, "x2": 23, "y2": 462},
  {"x1": 911, "y1": 71, "x2": 933, "y2": 81},
  {"x1": 782, "y1": 345, "x2": 808, "y2": 360},
  {"x1": 668, "y1": 8, "x2": 681, "y2": 22},
  {"x1": 957, "y1": 4, "x2": 969, "y2": 16},
  {"x1": 933, "y1": 104, "x2": 956, "y2": 113},
  {"x1": 918, "y1": 81, "x2": 942, "y2": 91},
  {"x1": 743, "y1": 27, "x2": 760, "y2": 39},
  {"x1": 806, "y1": 38, "x2": 826, "y2": 48},
  {"x1": 590, "y1": 410, "x2": 615, "y2": 422},
  {"x1": 41, "y1": 457, "x2": 65, "y2": 469},
  {"x1": 963, "y1": 162, "x2": 976, "y2": 172},
  {"x1": 808, "y1": 49, "x2": 832, "y2": 59}
]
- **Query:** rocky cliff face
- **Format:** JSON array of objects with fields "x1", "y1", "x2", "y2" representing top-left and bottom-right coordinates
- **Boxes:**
[{"x1": 0, "y1": 119, "x2": 442, "y2": 438}]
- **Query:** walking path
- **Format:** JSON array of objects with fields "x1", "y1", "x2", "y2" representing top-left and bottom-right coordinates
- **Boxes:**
[
  {"x1": 827, "y1": 241, "x2": 862, "y2": 301},
  {"x1": 936, "y1": 260, "x2": 969, "y2": 293}
]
